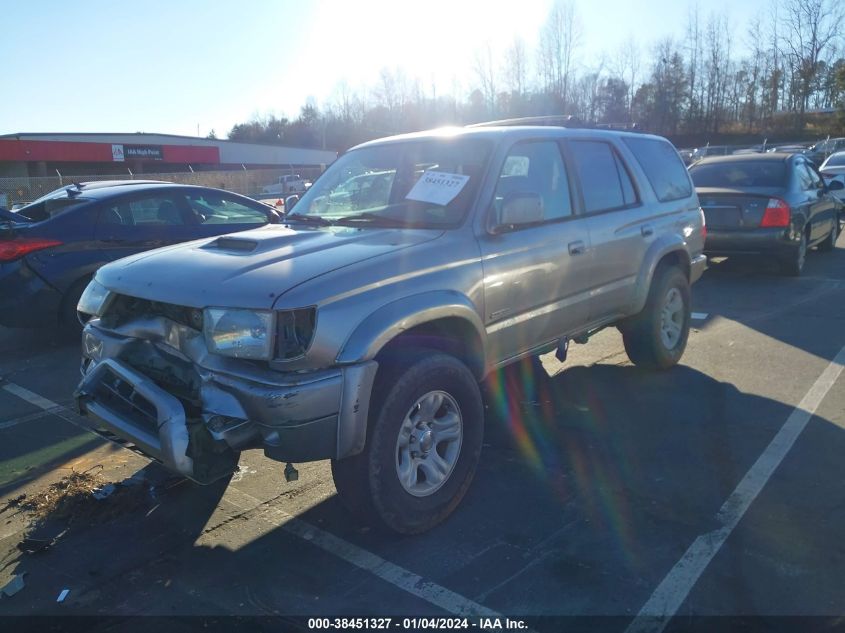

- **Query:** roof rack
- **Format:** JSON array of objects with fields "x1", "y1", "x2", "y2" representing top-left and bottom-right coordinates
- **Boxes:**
[
  {"x1": 466, "y1": 115, "x2": 641, "y2": 132},
  {"x1": 467, "y1": 115, "x2": 585, "y2": 128}
]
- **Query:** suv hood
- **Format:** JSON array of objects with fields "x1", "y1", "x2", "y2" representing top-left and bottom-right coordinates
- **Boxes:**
[{"x1": 96, "y1": 224, "x2": 443, "y2": 309}]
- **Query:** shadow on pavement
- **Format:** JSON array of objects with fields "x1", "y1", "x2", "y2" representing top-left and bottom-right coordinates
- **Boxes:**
[{"x1": 2, "y1": 358, "x2": 843, "y2": 625}]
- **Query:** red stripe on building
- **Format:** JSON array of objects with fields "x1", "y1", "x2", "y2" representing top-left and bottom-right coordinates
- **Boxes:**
[
  {"x1": 161, "y1": 145, "x2": 219, "y2": 164},
  {"x1": 0, "y1": 140, "x2": 219, "y2": 164}
]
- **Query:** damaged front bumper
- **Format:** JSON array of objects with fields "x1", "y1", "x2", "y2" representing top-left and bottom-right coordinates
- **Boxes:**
[{"x1": 74, "y1": 319, "x2": 377, "y2": 484}]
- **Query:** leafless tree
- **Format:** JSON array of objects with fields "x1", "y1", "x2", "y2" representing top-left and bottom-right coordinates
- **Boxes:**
[
  {"x1": 614, "y1": 38, "x2": 640, "y2": 119},
  {"x1": 537, "y1": 0, "x2": 581, "y2": 106},
  {"x1": 781, "y1": 0, "x2": 844, "y2": 126},
  {"x1": 473, "y1": 41, "x2": 498, "y2": 114},
  {"x1": 504, "y1": 36, "x2": 528, "y2": 98}
]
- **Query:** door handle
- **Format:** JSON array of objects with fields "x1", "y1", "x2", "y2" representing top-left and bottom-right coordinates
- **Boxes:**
[
  {"x1": 641, "y1": 224, "x2": 654, "y2": 237},
  {"x1": 568, "y1": 240, "x2": 586, "y2": 255}
]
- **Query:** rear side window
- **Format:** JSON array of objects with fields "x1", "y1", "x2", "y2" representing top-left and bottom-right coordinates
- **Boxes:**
[
  {"x1": 624, "y1": 137, "x2": 693, "y2": 202},
  {"x1": 689, "y1": 161, "x2": 788, "y2": 188},
  {"x1": 183, "y1": 192, "x2": 269, "y2": 225},
  {"x1": 569, "y1": 140, "x2": 637, "y2": 213}
]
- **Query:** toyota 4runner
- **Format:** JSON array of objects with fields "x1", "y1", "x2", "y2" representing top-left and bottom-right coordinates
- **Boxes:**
[{"x1": 74, "y1": 122, "x2": 706, "y2": 534}]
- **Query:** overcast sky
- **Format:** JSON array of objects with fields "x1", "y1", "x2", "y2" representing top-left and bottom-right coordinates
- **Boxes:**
[{"x1": 1, "y1": 0, "x2": 770, "y2": 138}]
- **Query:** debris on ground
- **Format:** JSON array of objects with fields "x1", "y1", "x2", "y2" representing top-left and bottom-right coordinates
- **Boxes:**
[
  {"x1": 13, "y1": 469, "x2": 151, "y2": 530},
  {"x1": 0, "y1": 573, "x2": 26, "y2": 598},
  {"x1": 91, "y1": 483, "x2": 116, "y2": 500},
  {"x1": 56, "y1": 588, "x2": 70, "y2": 603},
  {"x1": 0, "y1": 493, "x2": 27, "y2": 515}
]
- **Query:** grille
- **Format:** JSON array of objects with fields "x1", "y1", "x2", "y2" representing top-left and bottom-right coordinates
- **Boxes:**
[
  {"x1": 92, "y1": 367, "x2": 159, "y2": 434},
  {"x1": 101, "y1": 294, "x2": 203, "y2": 330}
]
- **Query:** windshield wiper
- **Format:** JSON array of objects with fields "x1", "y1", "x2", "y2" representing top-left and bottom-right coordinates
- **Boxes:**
[
  {"x1": 284, "y1": 214, "x2": 333, "y2": 226},
  {"x1": 334, "y1": 212, "x2": 410, "y2": 227}
]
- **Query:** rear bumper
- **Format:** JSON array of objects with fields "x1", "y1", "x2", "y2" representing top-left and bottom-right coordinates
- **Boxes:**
[
  {"x1": 704, "y1": 228, "x2": 794, "y2": 257},
  {"x1": 74, "y1": 322, "x2": 378, "y2": 483},
  {"x1": 0, "y1": 260, "x2": 62, "y2": 328}
]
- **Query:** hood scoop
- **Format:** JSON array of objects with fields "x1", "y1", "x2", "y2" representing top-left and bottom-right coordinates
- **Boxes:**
[{"x1": 208, "y1": 236, "x2": 259, "y2": 253}]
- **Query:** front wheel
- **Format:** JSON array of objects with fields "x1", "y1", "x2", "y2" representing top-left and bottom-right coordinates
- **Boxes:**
[
  {"x1": 331, "y1": 351, "x2": 483, "y2": 534},
  {"x1": 621, "y1": 266, "x2": 691, "y2": 370}
]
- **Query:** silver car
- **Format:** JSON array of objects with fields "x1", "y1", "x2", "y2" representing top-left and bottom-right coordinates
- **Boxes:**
[{"x1": 75, "y1": 123, "x2": 706, "y2": 533}]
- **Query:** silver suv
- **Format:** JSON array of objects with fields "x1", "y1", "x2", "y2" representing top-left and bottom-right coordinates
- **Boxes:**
[{"x1": 75, "y1": 123, "x2": 706, "y2": 533}]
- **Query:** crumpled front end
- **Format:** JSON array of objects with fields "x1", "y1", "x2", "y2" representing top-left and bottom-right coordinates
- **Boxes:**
[{"x1": 74, "y1": 297, "x2": 376, "y2": 484}]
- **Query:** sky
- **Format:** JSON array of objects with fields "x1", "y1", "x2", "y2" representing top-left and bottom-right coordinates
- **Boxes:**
[{"x1": 0, "y1": 0, "x2": 771, "y2": 138}]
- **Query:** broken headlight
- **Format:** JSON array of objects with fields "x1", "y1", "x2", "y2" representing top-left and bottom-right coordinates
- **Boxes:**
[
  {"x1": 203, "y1": 308, "x2": 274, "y2": 360},
  {"x1": 77, "y1": 279, "x2": 113, "y2": 318},
  {"x1": 276, "y1": 308, "x2": 316, "y2": 360}
]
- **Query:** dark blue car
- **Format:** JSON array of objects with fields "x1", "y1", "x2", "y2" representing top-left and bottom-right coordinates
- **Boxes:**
[{"x1": 0, "y1": 180, "x2": 280, "y2": 329}]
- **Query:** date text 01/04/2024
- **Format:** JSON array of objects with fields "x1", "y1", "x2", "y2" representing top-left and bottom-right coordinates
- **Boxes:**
[{"x1": 306, "y1": 617, "x2": 529, "y2": 630}]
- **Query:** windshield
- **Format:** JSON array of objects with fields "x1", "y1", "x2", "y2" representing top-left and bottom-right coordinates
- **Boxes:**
[
  {"x1": 288, "y1": 138, "x2": 492, "y2": 228},
  {"x1": 689, "y1": 161, "x2": 787, "y2": 188}
]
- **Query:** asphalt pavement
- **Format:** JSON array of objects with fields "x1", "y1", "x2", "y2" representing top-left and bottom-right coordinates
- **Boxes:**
[{"x1": 1, "y1": 243, "x2": 844, "y2": 631}]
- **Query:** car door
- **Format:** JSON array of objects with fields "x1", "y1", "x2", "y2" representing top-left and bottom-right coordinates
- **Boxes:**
[
  {"x1": 797, "y1": 160, "x2": 835, "y2": 242},
  {"x1": 563, "y1": 138, "x2": 646, "y2": 322},
  {"x1": 95, "y1": 190, "x2": 192, "y2": 263},
  {"x1": 477, "y1": 140, "x2": 592, "y2": 365}
]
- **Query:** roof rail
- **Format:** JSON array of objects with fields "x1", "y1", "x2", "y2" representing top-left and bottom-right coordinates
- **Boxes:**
[
  {"x1": 466, "y1": 115, "x2": 585, "y2": 128},
  {"x1": 466, "y1": 115, "x2": 641, "y2": 132}
]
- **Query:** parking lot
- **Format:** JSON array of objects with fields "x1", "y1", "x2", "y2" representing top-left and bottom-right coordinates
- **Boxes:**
[{"x1": 1, "y1": 244, "x2": 844, "y2": 630}]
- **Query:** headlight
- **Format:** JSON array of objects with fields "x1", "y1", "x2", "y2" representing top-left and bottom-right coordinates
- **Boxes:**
[
  {"x1": 77, "y1": 279, "x2": 113, "y2": 318},
  {"x1": 203, "y1": 308, "x2": 274, "y2": 360},
  {"x1": 276, "y1": 308, "x2": 316, "y2": 360}
]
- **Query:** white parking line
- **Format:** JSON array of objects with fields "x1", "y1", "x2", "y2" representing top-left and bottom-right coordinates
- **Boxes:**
[
  {"x1": 1, "y1": 380, "x2": 504, "y2": 620},
  {"x1": 225, "y1": 487, "x2": 503, "y2": 618},
  {"x1": 2, "y1": 382, "x2": 63, "y2": 411},
  {"x1": 0, "y1": 407, "x2": 61, "y2": 430},
  {"x1": 626, "y1": 343, "x2": 845, "y2": 633}
]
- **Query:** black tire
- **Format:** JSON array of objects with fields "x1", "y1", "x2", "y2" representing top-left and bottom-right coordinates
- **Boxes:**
[
  {"x1": 779, "y1": 231, "x2": 808, "y2": 276},
  {"x1": 331, "y1": 350, "x2": 483, "y2": 534},
  {"x1": 818, "y1": 217, "x2": 839, "y2": 252},
  {"x1": 58, "y1": 277, "x2": 91, "y2": 335},
  {"x1": 620, "y1": 265, "x2": 691, "y2": 370}
]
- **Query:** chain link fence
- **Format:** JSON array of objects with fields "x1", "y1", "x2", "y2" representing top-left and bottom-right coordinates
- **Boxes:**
[{"x1": 0, "y1": 167, "x2": 325, "y2": 206}]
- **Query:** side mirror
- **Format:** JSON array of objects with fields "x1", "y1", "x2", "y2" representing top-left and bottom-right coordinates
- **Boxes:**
[
  {"x1": 285, "y1": 194, "x2": 300, "y2": 210},
  {"x1": 495, "y1": 192, "x2": 544, "y2": 231},
  {"x1": 827, "y1": 179, "x2": 844, "y2": 191}
]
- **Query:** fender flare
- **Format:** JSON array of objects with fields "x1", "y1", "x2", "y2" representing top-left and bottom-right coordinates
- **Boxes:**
[
  {"x1": 336, "y1": 290, "x2": 487, "y2": 372},
  {"x1": 631, "y1": 235, "x2": 692, "y2": 315}
]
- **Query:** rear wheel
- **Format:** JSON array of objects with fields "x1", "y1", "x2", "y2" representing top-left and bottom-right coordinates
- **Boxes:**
[
  {"x1": 779, "y1": 231, "x2": 807, "y2": 276},
  {"x1": 621, "y1": 265, "x2": 691, "y2": 370},
  {"x1": 818, "y1": 217, "x2": 839, "y2": 252},
  {"x1": 331, "y1": 350, "x2": 483, "y2": 534}
]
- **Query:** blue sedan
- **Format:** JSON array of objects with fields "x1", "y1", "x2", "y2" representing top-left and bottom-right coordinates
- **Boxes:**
[{"x1": 0, "y1": 180, "x2": 280, "y2": 330}]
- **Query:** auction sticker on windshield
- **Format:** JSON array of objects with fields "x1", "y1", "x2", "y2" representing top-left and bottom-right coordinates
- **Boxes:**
[{"x1": 405, "y1": 171, "x2": 470, "y2": 206}]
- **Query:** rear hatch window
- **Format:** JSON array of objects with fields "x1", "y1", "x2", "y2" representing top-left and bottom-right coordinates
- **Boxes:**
[{"x1": 689, "y1": 162, "x2": 787, "y2": 188}]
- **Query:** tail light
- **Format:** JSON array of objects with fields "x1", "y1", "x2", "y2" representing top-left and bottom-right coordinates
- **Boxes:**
[
  {"x1": 0, "y1": 238, "x2": 62, "y2": 262},
  {"x1": 760, "y1": 198, "x2": 790, "y2": 228}
]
